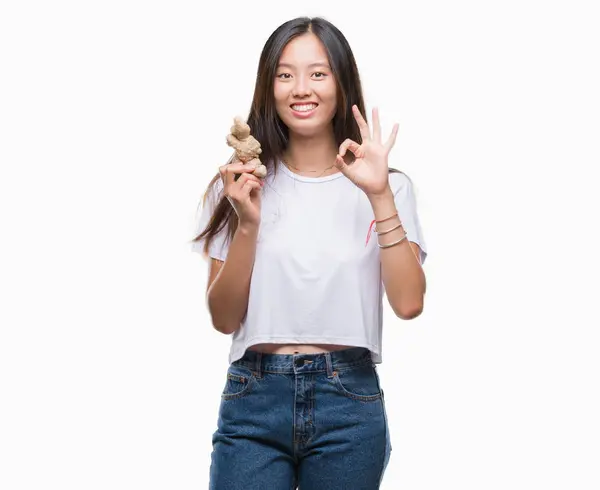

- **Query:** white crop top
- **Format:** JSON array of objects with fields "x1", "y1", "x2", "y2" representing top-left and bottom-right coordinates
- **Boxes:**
[{"x1": 191, "y1": 161, "x2": 427, "y2": 364}]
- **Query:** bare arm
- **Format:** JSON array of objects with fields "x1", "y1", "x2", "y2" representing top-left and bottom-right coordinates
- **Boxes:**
[
  {"x1": 369, "y1": 187, "x2": 426, "y2": 320},
  {"x1": 205, "y1": 161, "x2": 262, "y2": 334},
  {"x1": 206, "y1": 223, "x2": 259, "y2": 334}
]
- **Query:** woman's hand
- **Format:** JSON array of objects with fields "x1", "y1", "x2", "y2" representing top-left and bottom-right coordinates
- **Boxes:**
[
  {"x1": 334, "y1": 105, "x2": 399, "y2": 197},
  {"x1": 219, "y1": 161, "x2": 263, "y2": 229}
]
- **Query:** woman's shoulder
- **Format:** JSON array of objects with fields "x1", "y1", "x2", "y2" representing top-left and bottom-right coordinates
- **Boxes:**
[{"x1": 387, "y1": 168, "x2": 414, "y2": 193}]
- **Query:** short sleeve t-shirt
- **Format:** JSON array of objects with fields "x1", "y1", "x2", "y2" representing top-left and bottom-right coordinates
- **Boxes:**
[{"x1": 191, "y1": 161, "x2": 427, "y2": 364}]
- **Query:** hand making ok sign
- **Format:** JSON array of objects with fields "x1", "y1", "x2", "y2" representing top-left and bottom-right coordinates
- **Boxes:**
[{"x1": 334, "y1": 105, "x2": 400, "y2": 197}]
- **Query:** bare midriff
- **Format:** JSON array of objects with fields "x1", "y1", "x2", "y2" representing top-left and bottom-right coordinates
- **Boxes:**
[{"x1": 248, "y1": 343, "x2": 354, "y2": 355}]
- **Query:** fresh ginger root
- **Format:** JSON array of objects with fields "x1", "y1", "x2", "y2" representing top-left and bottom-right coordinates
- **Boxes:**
[{"x1": 226, "y1": 116, "x2": 267, "y2": 178}]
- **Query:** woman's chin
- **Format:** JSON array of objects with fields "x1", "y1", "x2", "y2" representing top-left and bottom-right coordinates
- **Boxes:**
[{"x1": 285, "y1": 119, "x2": 331, "y2": 138}]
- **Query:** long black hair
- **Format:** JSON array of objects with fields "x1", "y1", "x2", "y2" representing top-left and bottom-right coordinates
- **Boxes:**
[{"x1": 191, "y1": 16, "x2": 403, "y2": 254}]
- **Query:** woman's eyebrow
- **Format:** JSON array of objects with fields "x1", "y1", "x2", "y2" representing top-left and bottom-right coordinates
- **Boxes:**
[{"x1": 277, "y1": 62, "x2": 330, "y2": 69}]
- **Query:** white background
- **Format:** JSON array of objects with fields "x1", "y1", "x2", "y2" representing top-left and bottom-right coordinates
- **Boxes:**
[{"x1": 1, "y1": 0, "x2": 599, "y2": 488}]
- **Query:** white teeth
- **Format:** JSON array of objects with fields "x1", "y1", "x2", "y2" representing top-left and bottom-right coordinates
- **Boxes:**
[{"x1": 291, "y1": 103, "x2": 317, "y2": 112}]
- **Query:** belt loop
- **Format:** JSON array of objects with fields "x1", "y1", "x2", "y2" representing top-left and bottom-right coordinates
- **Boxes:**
[
  {"x1": 325, "y1": 352, "x2": 334, "y2": 378},
  {"x1": 254, "y1": 352, "x2": 263, "y2": 379}
]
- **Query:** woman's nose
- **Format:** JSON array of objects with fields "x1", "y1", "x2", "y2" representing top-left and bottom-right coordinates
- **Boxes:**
[{"x1": 292, "y1": 79, "x2": 312, "y2": 97}]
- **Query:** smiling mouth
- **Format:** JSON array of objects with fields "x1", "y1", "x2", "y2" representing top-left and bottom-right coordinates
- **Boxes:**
[{"x1": 290, "y1": 103, "x2": 318, "y2": 112}]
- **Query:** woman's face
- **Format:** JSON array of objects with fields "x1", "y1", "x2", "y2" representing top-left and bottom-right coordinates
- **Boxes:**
[{"x1": 274, "y1": 33, "x2": 338, "y2": 137}]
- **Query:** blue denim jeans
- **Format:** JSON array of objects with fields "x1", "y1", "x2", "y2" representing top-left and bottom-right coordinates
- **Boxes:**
[{"x1": 209, "y1": 347, "x2": 392, "y2": 489}]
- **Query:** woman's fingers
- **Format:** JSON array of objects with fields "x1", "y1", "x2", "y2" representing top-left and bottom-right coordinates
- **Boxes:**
[
  {"x1": 219, "y1": 161, "x2": 259, "y2": 185},
  {"x1": 235, "y1": 172, "x2": 262, "y2": 187},
  {"x1": 384, "y1": 123, "x2": 400, "y2": 152},
  {"x1": 352, "y1": 105, "x2": 370, "y2": 141},
  {"x1": 338, "y1": 138, "x2": 361, "y2": 159},
  {"x1": 241, "y1": 179, "x2": 262, "y2": 197},
  {"x1": 372, "y1": 107, "x2": 381, "y2": 143},
  {"x1": 234, "y1": 172, "x2": 262, "y2": 189},
  {"x1": 224, "y1": 172, "x2": 262, "y2": 200}
]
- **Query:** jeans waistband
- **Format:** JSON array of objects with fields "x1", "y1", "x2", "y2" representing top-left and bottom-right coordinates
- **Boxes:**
[{"x1": 233, "y1": 346, "x2": 374, "y2": 377}]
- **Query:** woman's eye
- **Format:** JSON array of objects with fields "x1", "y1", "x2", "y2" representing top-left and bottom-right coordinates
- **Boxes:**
[{"x1": 276, "y1": 72, "x2": 326, "y2": 80}]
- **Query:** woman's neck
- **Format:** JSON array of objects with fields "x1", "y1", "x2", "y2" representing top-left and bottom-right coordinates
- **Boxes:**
[{"x1": 283, "y1": 129, "x2": 339, "y2": 174}]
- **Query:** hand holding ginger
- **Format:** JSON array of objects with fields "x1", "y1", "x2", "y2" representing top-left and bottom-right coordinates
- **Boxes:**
[{"x1": 226, "y1": 117, "x2": 267, "y2": 178}]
